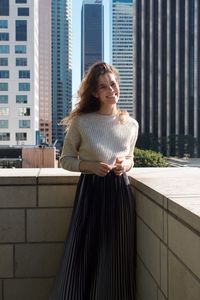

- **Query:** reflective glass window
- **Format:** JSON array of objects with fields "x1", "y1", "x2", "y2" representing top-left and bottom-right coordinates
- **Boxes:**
[
  {"x1": 18, "y1": 8, "x2": 29, "y2": 16},
  {"x1": 19, "y1": 83, "x2": 30, "y2": 91},
  {"x1": 19, "y1": 120, "x2": 30, "y2": 128},
  {"x1": 0, "y1": 45, "x2": 9, "y2": 53},
  {"x1": 0, "y1": 133, "x2": 10, "y2": 141},
  {"x1": 16, "y1": 95, "x2": 27, "y2": 103},
  {"x1": 19, "y1": 70, "x2": 30, "y2": 78},
  {"x1": 16, "y1": 58, "x2": 27, "y2": 66},
  {"x1": 16, "y1": 20, "x2": 27, "y2": 41},
  {"x1": 0, "y1": 32, "x2": 9, "y2": 41},
  {"x1": 0, "y1": 120, "x2": 8, "y2": 128},
  {"x1": 0, "y1": 0, "x2": 9, "y2": 16},
  {"x1": 0, "y1": 95, "x2": 8, "y2": 103},
  {"x1": 16, "y1": 132, "x2": 27, "y2": 141},
  {"x1": 0, "y1": 20, "x2": 8, "y2": 28},
  {"x1": 0, "y1": 83, "x2": 8, "y2": 91},
  {"x1": 0, "y1": 58, "x2": 8, "y2": 66},
  {"x1": 15, "y1": 45, "x2": 26, "y2": 53},
  {"x1": 0, "y1": 70, "x2": 9, "y2": 78}
]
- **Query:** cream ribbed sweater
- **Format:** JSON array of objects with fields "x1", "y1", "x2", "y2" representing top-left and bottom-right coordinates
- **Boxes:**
[{"x1": 60, "y1": 113, "x2": 139, "y2": 172}]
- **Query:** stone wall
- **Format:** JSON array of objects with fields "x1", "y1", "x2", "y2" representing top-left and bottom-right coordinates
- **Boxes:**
[
  {"x1": 130, "y1": 168, "x2": 200, "y2": 300},
  {"x1": 0, "y1": 168, "x2": 199, "y2": 300},
  {"x1": 0, "y1": 169, "x2": 78, "y2": 300}
]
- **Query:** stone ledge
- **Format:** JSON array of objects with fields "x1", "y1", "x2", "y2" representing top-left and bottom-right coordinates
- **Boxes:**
[
  {"x1": 129, "y1": 168, "x2": 200, "y2": 233},
  {"x1": 0, "y1": 169, "x2": 40, "y2": 185}
]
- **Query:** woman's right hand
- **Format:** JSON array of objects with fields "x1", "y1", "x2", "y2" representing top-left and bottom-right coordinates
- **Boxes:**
[{"x1": 79, "y1": 161, "x2": 113, "y2": 176}]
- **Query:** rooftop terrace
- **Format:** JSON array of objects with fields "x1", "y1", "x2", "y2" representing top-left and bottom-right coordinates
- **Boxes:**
[{"x1": 0, "y1": 168, "x2": 199, "y2": 300}]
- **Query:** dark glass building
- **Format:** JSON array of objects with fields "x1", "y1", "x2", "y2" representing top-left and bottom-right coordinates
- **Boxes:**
[
  {"x1": 51, "y1": 0, "x2": 72, "y2": 148},
  {"x1": 81, "y1": 0, "x2": 104, "y2": 78},
  {"x1": 136, "y1": 0, "x2": 200, "y2": 156}
]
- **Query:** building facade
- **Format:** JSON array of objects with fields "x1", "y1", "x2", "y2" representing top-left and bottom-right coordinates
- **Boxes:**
[
  {"x1": 39, "y1": 0, "x2": 52, "y2": 145},
  {"x1": 81, "y1": 0, "x2": 104, "y2": 78},
  {"x1": 51, "y1": 0, "x2": 72, "y2": 148},
  {"x1": 0, "y1": 0, "x2": 39, "y2": 146},
  {"x1": 111, "y1": 0, "x2": 135, "y2": 116},
  {"x1": 136, "y1": 0, "x2": 200, "y2": 156}
]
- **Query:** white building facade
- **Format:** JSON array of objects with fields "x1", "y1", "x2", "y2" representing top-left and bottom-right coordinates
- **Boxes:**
[
  {"x1": 0, "y1": 0, "x2": 39, "y2": 146},
  {"x1": 111, "y1": 0, "x2": 135, "y2": 116}
]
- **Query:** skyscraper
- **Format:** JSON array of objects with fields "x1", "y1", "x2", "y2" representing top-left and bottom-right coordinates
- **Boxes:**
[
  {"x1": 51, "y1": 0, "x2": 72, "y2": 148},
  {"x1": 0, "y1": 0, "x2": 39, "y2": 146},
  {"x1": 136, "y1": 0, "x2": 200, "y2": 156},
  {"x1": 111, "y1": 0, "x2": 135, "y2": 116},
  {"x1": 39, "y1": 0, "x2": 52, "y2": 145},
  {"x1": 81, "y1": 0, "x2": 104, "y2": 78}
]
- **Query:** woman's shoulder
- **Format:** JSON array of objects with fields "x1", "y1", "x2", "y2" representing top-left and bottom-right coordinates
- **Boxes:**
[{"x1": 125, "y1": 115, "x2": 139, "y2": 129}]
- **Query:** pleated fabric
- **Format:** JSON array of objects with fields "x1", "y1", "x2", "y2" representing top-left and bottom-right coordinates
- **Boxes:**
[{"x1": 49, "y1": 171, "x2": 136, "y2": 300}]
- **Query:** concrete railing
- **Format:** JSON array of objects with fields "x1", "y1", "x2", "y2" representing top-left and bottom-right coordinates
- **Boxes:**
[{"x1": 0, "y1": 168, "x2": 199, "y2": 300}]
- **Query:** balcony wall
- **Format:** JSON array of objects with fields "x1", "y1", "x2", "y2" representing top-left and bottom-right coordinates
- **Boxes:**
[{"x1": 0, "y1": 168, "x2": 199, "y2": 300}]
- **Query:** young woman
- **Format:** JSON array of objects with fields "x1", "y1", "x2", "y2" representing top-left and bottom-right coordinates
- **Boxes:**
[{"x1": 49, "y1": 62, "x2": 139, "y2": 300}]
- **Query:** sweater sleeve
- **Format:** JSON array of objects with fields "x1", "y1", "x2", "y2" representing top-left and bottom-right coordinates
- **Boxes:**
[
  {"x1": 59, "y1": 119, "x2": 81, "y2": 172},
  {"x1": 125, "y1": 120, "x2": 139, "y2": 167}
]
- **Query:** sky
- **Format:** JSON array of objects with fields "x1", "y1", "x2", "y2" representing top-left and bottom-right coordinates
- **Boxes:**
[{"x1": 72, "y1": 0, "x2": 110, "y2": 99}]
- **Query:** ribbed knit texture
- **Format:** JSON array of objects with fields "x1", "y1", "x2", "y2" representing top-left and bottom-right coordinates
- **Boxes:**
[{"x1": 60, "y1": 113, "x2": 139, "y2": 172}]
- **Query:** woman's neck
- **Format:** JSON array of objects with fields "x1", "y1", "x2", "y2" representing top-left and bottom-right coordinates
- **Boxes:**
[{"x1": 97, "y1": 105, "x2": 118, "y2": 116}]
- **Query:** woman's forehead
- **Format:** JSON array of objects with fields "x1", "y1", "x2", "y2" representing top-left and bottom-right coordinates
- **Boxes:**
[{"x1": 97, "y1": 72, "x2": 117, "y2": 84}]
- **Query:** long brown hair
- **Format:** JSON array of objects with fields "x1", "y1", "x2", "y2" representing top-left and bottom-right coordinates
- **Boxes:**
[{"x1": 62, "y1": 62, "x2": 127, "y2": 126}]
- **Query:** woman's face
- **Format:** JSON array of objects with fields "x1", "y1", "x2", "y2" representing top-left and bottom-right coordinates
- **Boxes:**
[{"x1": 94, "y1": 72, "x2": 119, "y2": 108}]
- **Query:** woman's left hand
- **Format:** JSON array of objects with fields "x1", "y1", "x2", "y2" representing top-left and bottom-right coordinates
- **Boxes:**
[{"x1": 113, "y1": 157, "x2": 132, "y2": 176}]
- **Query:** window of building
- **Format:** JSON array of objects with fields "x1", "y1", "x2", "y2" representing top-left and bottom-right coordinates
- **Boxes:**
[
  {"x1": 0, "y1": 107, "x2": 9, "y2": 115},
  {"x1": 16, "y1": 0, "x2": 27, "y2": 3},
  {"x1": 19, "y1": 82, "x2": 30, "y2": 91},
  {"x1": 0, "y1": 120, "x2": 8, "y2": 128},
  {"x1": 0, "y1": 95, "x2": 8, "y2": 103},
  {"x1": 15, "y1": 45, "x2": 26, "y2": 53},
  {"x1": 0, "y1": 70, "x2": 9, "y2": 78},
  {"x1": 0, "y1": 132, "x2": 10, "y2": 141},
  {"x1": 0, "y1": 32, "x2": 9, "y2": 41},
  {"x1": 0, "y1": 58, "x2": 8, "y2": 66},
  {"x1": 0, "y1": 45, "x2": 9, "y2": 53},
  {"x1": 19, "y1": 70, "x2": 30, "y2": 78},
  {"x1": 19, "y1": 120, "x2": 30, "y2": 128},
  {"x1": 16, "y1": 95, "x2": 27, "y2": 103},
  {"x1": 0, "y1": 83, "x2": 8, "y2": 91},
  {"x1": 0, "y1": 20, "x2": 8, "y2": 28},
  {"x1": 16, "y1": 57, "x2": 27, "y2": 66},
  {"x1": 18, "y1": 7, "x2": 29, "y2": 16},
  {"x1": 0, "y1": 0, "x2": 9, "y2": 16},
  {"x1": 18, "y1": 107, "x2": 30, "y2": 116},
  {"x1": 16, "y1": 132, "x2": 27, "y2": 141},
  {"x1": 16, "y1": 20, "x2": 27, "y2": 41}
]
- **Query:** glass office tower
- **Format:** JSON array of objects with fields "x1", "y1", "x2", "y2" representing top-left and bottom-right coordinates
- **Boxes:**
[
  {"x1": 81, "y1": 0, "x2": 104, "y2": 78},
  {"x1": 136, "y1": 0, "x2": 200, "y2": 156},
  {"x1": 111, "y1": 0, "x2": 135, "y2": 116},
  {"x1": 0, "y1": 0, "x2": 39, "y2": 145},
  {"x1": 51, "y1": 0, "x2": 72, "y2": 148}
]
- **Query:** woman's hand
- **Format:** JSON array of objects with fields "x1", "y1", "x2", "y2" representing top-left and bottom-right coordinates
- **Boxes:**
[
  {"x1": 113, "y1": 157, "x2": 132, "y2": 176},
  {"x1": 79, "y1": 161, "x2": 113, "y2": 177}
]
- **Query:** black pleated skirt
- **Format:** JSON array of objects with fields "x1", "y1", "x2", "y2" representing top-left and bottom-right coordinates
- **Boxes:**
[{"x1": 49, "y1": 171, "x2": 136, "y2": 300}]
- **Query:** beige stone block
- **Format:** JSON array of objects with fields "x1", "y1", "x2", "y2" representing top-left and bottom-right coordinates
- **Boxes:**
[
  {"x1": 158, "y1": 289, "x2": 167, "y2": 300},
  {"x1": 38, "y1": 185, "x2": 76, "y2": 207},
  {"x1": 163, "y1": 211, "x2": 168, "y2": 244},
  {"x1": 0, "y1": 169, "x2": 39, "y2": 185},
  {"x1": 168, "y1": 214, "x2": 200, "y2": 279},
  {"x1": 38, "y1": 168, "x2": 80, "y2": 184},
  {"x1": 136, "y1": 257, "x2": 157, "y2": 300},
  {"x1": 168, "y1": 196, "x2": 200, "y2": 233},
  {"x1": 137, "y1": 217, "x2": 160, "y2": 284},
  {"x1": 169, "y1": 251, "x2": 200, "y2": 300},
  {"x1": 136, "y1": 190, "x2": 164, "y2": 239},
  {"x1": 0, "y1": 186, "x2": 36, "y2": 208},
  {"x1": 160, "y1": 242, "x2": 168, "y2": 297},
  {"x1": 4, "y1": 278, "x2": 54, "y2": 300},
  {"x1": 0, "y1": 210, "x2": 25, "y2": 243},
  {"x1": 15, "y1": 243, "x2": 64, "y2": 277},
  {"x1": 27, "y1": 208, "x2": 72, "y2": 242},
  {"x1": 0, "y1": 245, "x2": 13, "y2": 278}
]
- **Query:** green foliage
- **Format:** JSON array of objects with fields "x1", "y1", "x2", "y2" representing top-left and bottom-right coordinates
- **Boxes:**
[{"x1": 134, "y1": 147, "x2": 168, "y2": 167}]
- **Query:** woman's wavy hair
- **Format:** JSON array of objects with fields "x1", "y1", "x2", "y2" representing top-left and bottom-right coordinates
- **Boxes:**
[{"x1": 62, "y1": 62, "x2": 128, "y2": 126}]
